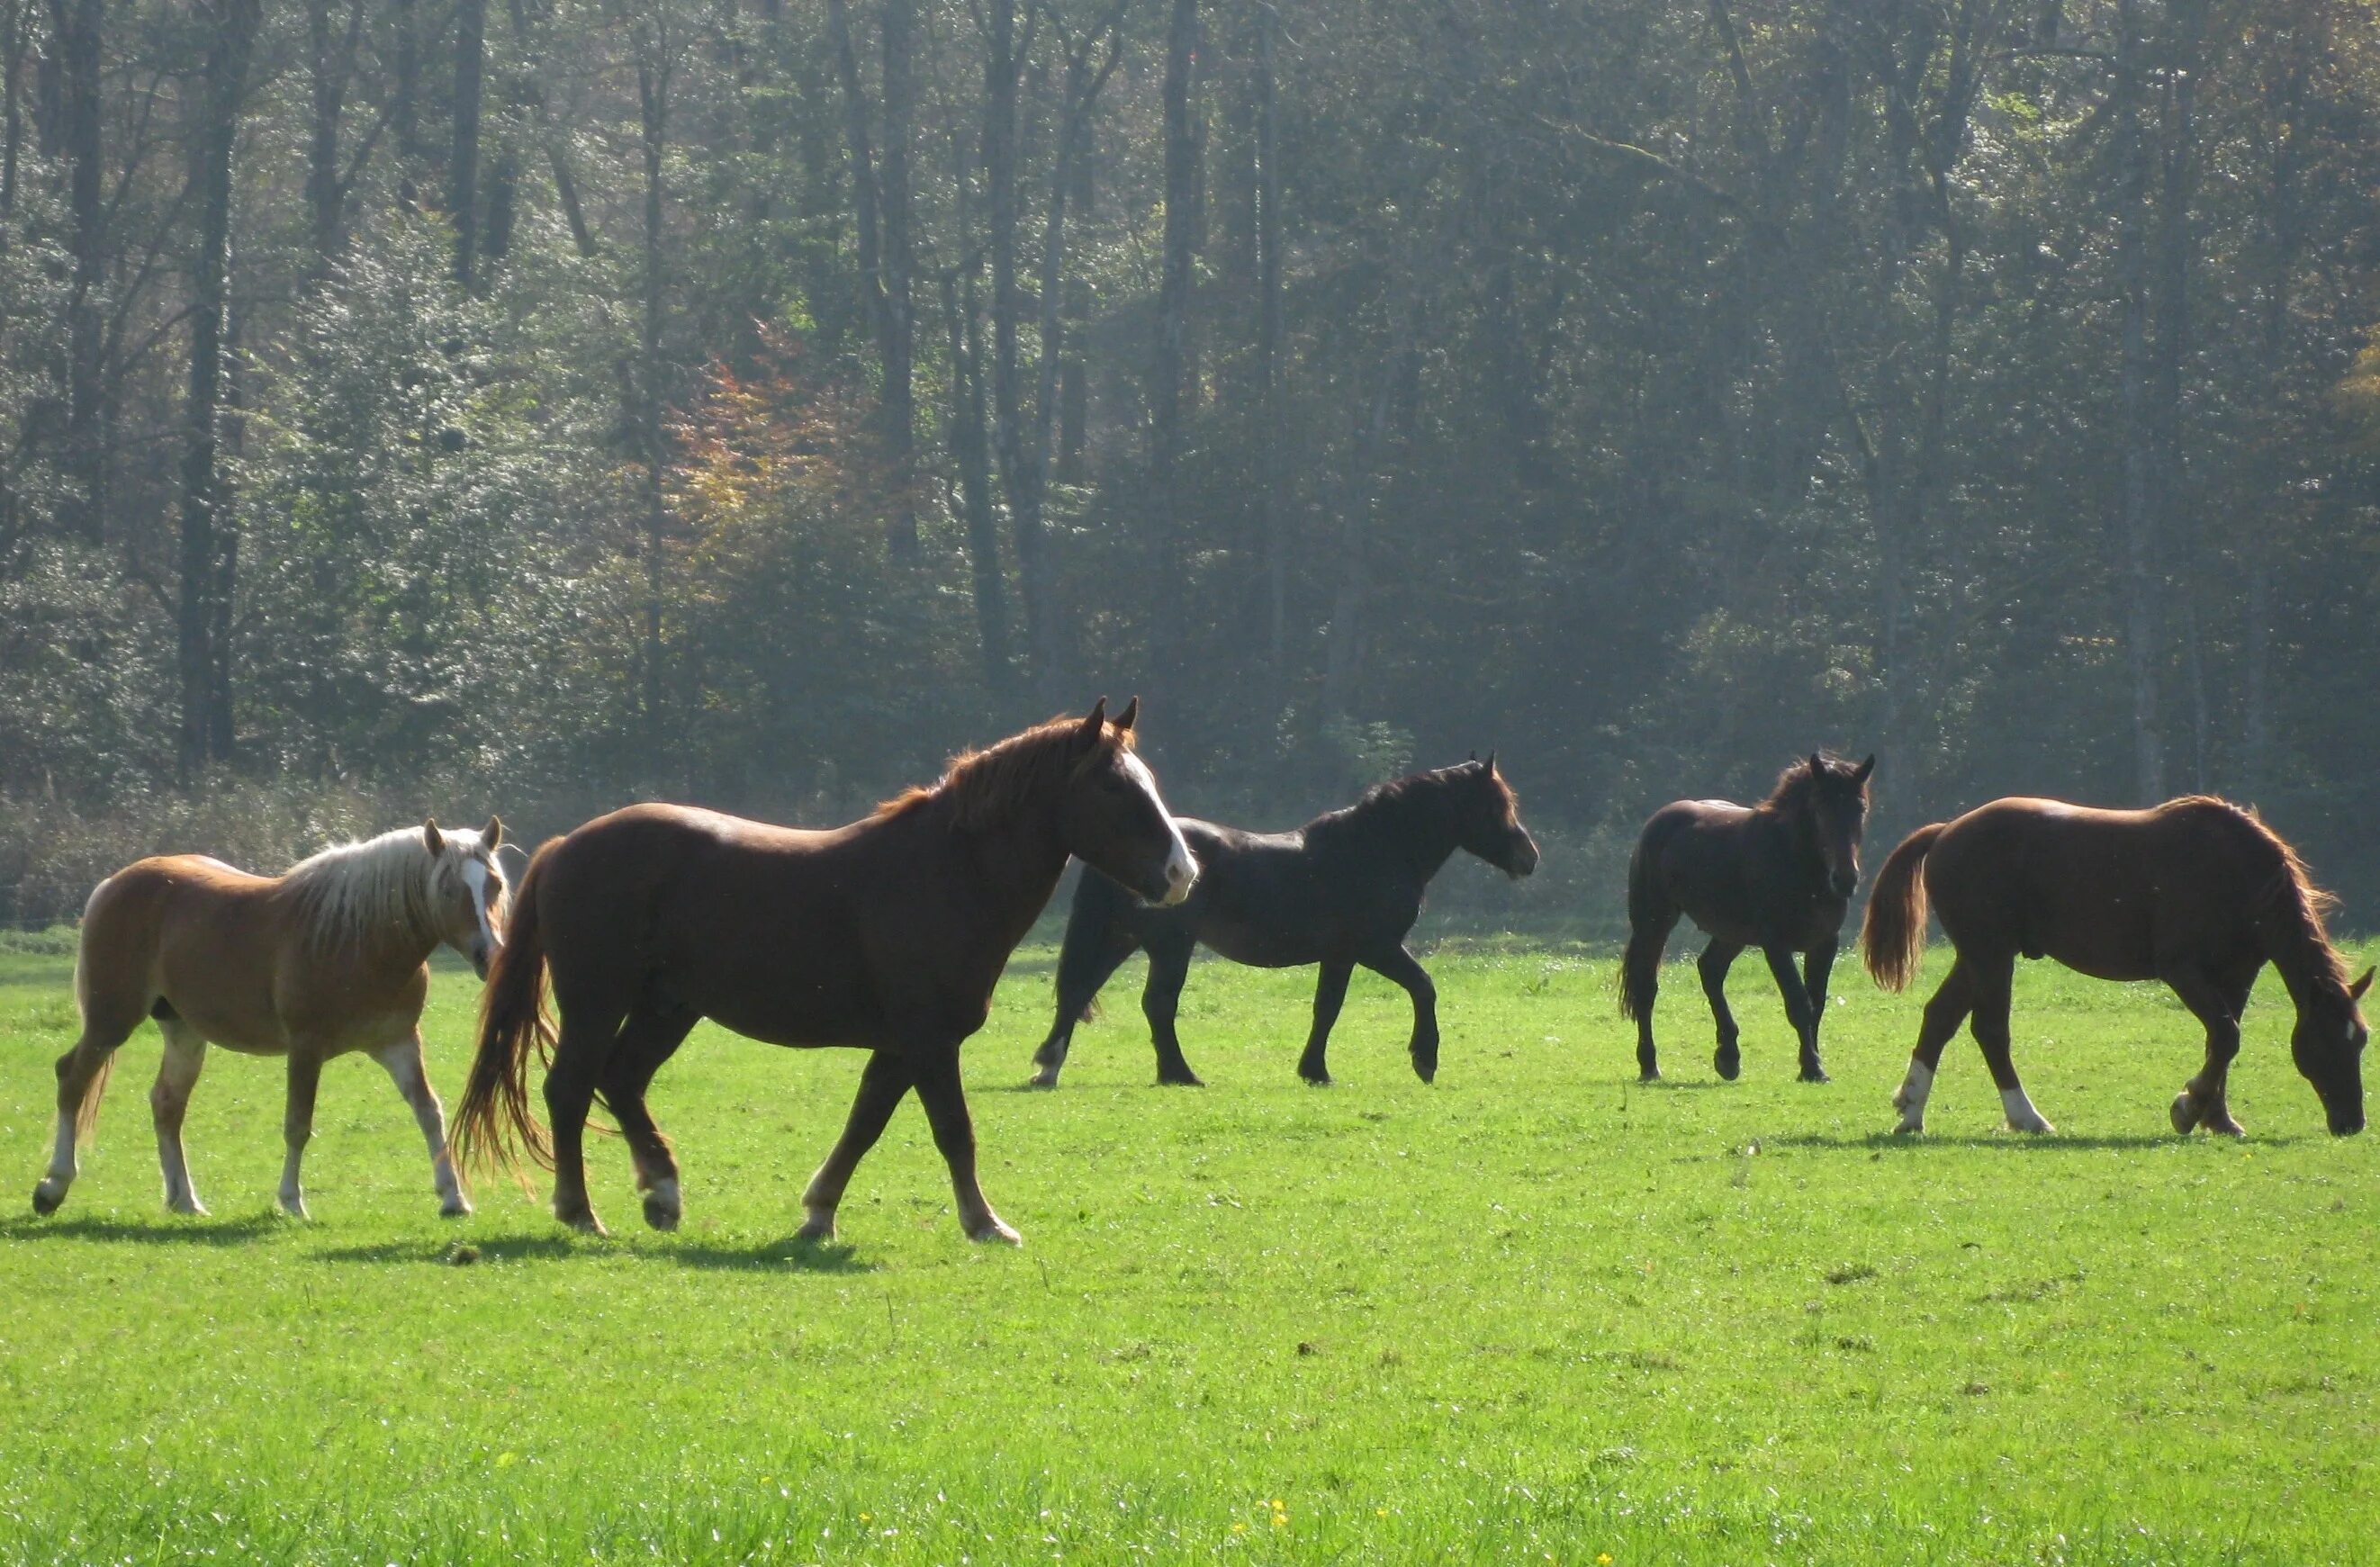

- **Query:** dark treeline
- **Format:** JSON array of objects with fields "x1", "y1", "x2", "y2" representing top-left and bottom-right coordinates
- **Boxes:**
[{"x1": 3, "y1": 0, "x2": 2379, "y2": 930}]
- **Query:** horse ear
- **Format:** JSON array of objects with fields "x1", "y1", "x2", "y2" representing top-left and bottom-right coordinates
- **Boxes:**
[
  {"x1": 1853, "y1": 755, "x2": 1876, "y2": 785},
  {"x1": 423, "y1": 817, "x2": 446, "y2": 856},
  {"x1": 2352, "y1": 968, "x2": 2374, "y2": 1002},
  {"x1": 1079, "y1": 697, "x2": 1108, "y2": 738},
  {"x1": 1114, "y1": 696, "x2": 1139, "y2": 733},
  {"x1": 1485, "y1": 750, "x2": 1499, "y2": 776},
  {"x1": 1467, "y1": 750, "x2": 1478, "y2": 762},
  {"x1": 1808, "y1": 752, "x2": 1825, "y2": 776},
  {"x1": 483, "y1": 815, "x2": 504, "y2": 849}
]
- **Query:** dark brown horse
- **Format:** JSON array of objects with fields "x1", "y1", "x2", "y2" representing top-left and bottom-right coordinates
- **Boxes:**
[
  {"x1": 1862, "y1": 796, "x2": 2371, "y2": 1137},
  {"x1": 1026, "y1": 757, "x2": 1538, "y2": 1089},
  {"x1": 1618, "y1": 753, "x2": 1875, "y2": 1083},
  {"x1": 450, "y1": 700, "x2": 1196, "y2": 1243}
]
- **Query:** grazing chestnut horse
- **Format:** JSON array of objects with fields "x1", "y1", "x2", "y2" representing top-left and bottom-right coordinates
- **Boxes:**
[
  {"x1": 1863, "y1": 796, "x2": 2371, "y2": 1138},
  {"x1": 31, "y1": 819, "x2": 508, "y2": 1220},
  {"x1": 1619, "y1": 753, "x2": 1874, "y2": 1083},
  {"x1": 1027, "y1": 756, "x2": 1539, "y2": 1089},
  {"x1": 451, "y1": 700, "x2": 1195, "y2": 1244}
]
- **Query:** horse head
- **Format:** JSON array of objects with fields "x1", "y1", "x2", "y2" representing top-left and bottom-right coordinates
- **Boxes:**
[
  {"x1": 1053, "y1": 698, "x2": 1199, "y2": 907},
  {"x1": 1454, "y1": 752, "x2": 1539, "y2": 879},
  {"x1": 1794, "y1": 753, "x2": 1875, "y2": 901},
  {"x1": 2294, "y1": 966, "x2": 2372, "y2": 1136},
  {"x1": 424, "y1": 815, "x2": 510, "y2": 979}
]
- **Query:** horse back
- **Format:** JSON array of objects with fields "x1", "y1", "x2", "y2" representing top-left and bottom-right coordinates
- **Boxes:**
[
  {"x1": 1636, "y1": 798, "x2": 1827, "y2": 947},
  {"x1": 1180, "y1": 817, "x2": 1423, "y2": 966},
  {"x1": 1926, "y1": 797, "x2": 2270, "y2": 977}
]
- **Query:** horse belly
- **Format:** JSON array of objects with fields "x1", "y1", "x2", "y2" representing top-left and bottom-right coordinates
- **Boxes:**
[{"x1": 1200, "y1": 917, "x2": 1326, "y2": 968}]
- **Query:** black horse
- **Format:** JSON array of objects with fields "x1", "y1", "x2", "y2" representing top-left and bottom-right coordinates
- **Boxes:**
[
  {"x1": 1618, "y1": 752, "x2": 1874, "y2": 1084},
  {"x1": 1028, "y1": 758, "x2": 1540, "y2": 1088}
]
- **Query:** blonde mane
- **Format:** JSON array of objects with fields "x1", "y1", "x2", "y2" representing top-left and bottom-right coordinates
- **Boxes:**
[
  {"x1": 878, "y1": 717, "x2": 1131, "y2": 833},
  {"x1": 284, "y1": 825, "x2": 483, "y2": 953}
]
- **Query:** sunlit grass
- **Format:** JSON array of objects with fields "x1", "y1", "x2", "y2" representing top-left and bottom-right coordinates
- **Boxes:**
[{"x1": 0, "y1": 939, "x2": 2373, "y2": 1563}]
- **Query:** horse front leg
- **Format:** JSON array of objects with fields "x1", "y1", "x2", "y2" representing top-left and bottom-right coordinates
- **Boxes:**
[
  {"x1": 374, "y1": 1032, "x2": 471, "y2": 1217},
  {"x1": 1801, "y1": 938, "x2": 1840, "y2": 1079},
  {"x1": 154, "y1": 1021, "x2": 212, "y2": 1216},
  {"x1": 1761, "y1": 944, "x2": 1827, "y2": 1083},
  {"x1": 1141, "y1": 939, "x2": 1204, "y2": 1086},
  {"x1": 913, "y1": 1047, "x2": 1020, "y2": 1245},
  {"x1": 798, "y1": 1049, "x2": 914, "y2": 1243},
  {"x1": 277, "y1": 1047, "x2": 322, "y2": 1218},
  {"x1": 1969, "y1": 955, "x2": 2052, "y2": 1133},
  {"x1": 1297, "y1": 961, "x2": 1354, "y2": 1085},
  {"x1": 2164, "y1": 964, "x2": 2248, "y2": 1137},
  {"x1": 1363, "y1": 945, "x2": 1440, "y2": 1083},
  {"x1": 1698, "y1": 941, "x2": 1744, "y2": 1081}
]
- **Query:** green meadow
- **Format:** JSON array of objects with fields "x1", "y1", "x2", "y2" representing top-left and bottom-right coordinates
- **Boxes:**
[{"x1": 0, "y1": 937, "x2": 2373, "y2": 1565}]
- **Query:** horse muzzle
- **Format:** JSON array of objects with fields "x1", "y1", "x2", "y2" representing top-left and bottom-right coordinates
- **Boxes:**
[
  {"x1": 1155, "y1": 846, "x2": 1200, "y2": 906},
  {"x1": 471, "y1": 942, "x2": 494, "y2": 982},
  {"x1": 1506, "y1": 835, "x2": 1540, "y2": 879}
]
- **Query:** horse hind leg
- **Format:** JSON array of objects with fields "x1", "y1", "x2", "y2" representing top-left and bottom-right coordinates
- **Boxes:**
[
  {"x1": 1894, "y1": 956, "x2": 1974, "y2": 1135},
  {"x1": 1030, "y1": 927, "x2": 1141, "y2": 1089},
  {"x1": 375, "y1": 1032, "x2": 471, "y2": 1216},
  {"x1": 149, "y1": 1018, "x2": 214, "y2": 1216},
  {"x1": 1621, "y1": 906, "x2": 1680, "y2": 1082},
  {"x1": 599, "y1": 1004, "x2": 699, "y2": 1231},
  {"x1": 32, "y1": 1002, "x2": 144, "y2": 1216},
  {"x1": 544, "y1": 1011, "x2": 621, "y2": 1236}
]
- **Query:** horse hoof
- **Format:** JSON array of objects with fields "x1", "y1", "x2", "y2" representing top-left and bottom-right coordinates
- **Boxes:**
[
  {"x1": 172, "y1": 1199, "x2": 212, "y2": 1218},
  {"x1": 1300, "y1": 1073, "x2": 1334, "y2": 1088},
  {"x1": 1158, "y1": 1073, "x2": 1205, "y2": 1087},
  {"x1": 30, "y1": 1184, "x2": 63, "y2": 1216},
  {"x1": 2169, "y1": 1093, "x2": 2202, "y2": 1135},
  {"x1": 556, "y1": 1207, "x2": 607, "y2": 1237},
  {"x1": 967, "y1": 1216, "x2": 1023, "y2": 1246},
  {"x1": 794, "y1": 1211, "x2": 836, "y2": 1244},
  {"x1": 1713, "y1": 1049, "x2": 1742, "y2": 1083},
  {"x1": 440, "y1": 1197, "x2": 474, "y2": 1219},
  {"x1": 641, "y1": 1195, "x2": 681, "y2": 1232},
  {"x1": 1411, "y1": 1057, "x2": 1438, "y2": 1085},
  {"x1": 276, "y1": 1198, "x2": 308, "y2": 1220},
  {"x1": 1799, "y1": 1067, "x2": 1831, "y2": 1085},
  {"x1": 1893, "y1": 1118, "x2": 1925, "y2": 1137}
]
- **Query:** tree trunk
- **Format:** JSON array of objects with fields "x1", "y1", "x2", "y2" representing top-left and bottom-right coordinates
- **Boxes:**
[
  {"x1": 450, "y1": 0, "x2": 485, "y2": 281},
  {"x1": 47, "y1": 0, "x2": 103, "y2": 541},
  {"x1": 636, "y1": 28, "x2": 672, "y2": 765},
  {"x1": 392, "y1": 0, "x2": 419, "y2": 207},
  {"x1": 176, "y1": 0, "x2": 260, "y2": 781},
  {"x1": 2242, "y1": 32, "x2": 2303, "y2": 799},
  {"x1": 879, "y1": 0, "x2": 915, "y2": 555},
  {"x1": 1145, "y1": 0, "x2": 1199, "y2": 717},
  {"x1": 1255, "y1": 0, "x2": 1284, "y2": 709},
  {"x1": 2, "y1": 0, "x2": 24, "y2": 222},
  {"x1": 1318, "y1": 324, "x2": 1403, "y2": 729},
  {"x1": 2114, "y1": 0, "x2": 2163, "y2": 803},
  {"x1": 2156, "y1": 1, "x2": 2204, "y2": 790},
  {"x1": 944, "y1": 270, "x2": 1013, "y2": 703}
]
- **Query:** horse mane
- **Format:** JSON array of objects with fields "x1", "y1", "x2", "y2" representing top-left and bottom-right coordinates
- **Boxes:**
[
  {"x1": 1308, "y1": 762, "x2": 1510, "y2": 839},
  {"x1": 877, "y1": 716, "x2": 1131, "y2": 832},
  {"x1": 1754, "y1": 753, "x2": 1860, "y2": 817},
  {"x1": 284, "y1": 825, "x2": 469, "y2": 953},
  {"x1": 2209, "y1": 797, "x2": 2351, "y2": 991}
]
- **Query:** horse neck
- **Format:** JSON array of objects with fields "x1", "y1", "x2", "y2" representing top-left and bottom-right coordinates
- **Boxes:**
[
  {"x1": 285, "y1": 847, "x2": 444, "y2": 972},
  {"x1": 946, "y1": 797, "x2": 1072, "y2": 944},
  {"x1": 1752, "y1": 801, "x2": 1823, "y2": 885},
  {"x1": 1348, "y1": 785, "x2": 1463, "y2": 878},
  {"x1": 2254, "y1": 890, "x2": 2347, "y2": 1016}
]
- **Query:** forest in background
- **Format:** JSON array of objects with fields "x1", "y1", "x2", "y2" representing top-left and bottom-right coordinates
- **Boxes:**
[{"x1": 2, "y1": 0, "x2": 2378, "y2": 932}]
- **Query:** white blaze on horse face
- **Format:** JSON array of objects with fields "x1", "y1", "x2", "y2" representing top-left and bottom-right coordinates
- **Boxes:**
[
  {"x1": 2000, "y1": 1085, "x2": 2055, "y2": 1134},
  {"x1": 1121, "y1": 750, "x2": 1199, "y2": 905},
  {"x1": 1892, "y1": 1058, "x2": 1934, "y2": 1135},
  {"x1": 460, "y1": 855, "x2": 499, "y2": 966}
]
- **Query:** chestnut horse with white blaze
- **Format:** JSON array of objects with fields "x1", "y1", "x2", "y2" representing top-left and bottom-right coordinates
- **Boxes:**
[
  {"x1": 31, "y1": 818, "x2": 509, "y2": 1219},
  {"x1": 450, "y1": 700, "x2": 1196, "y2": 1245},
  {"x1": 1862, "y1": 796, "x2": 2370, "y2": 1137}
]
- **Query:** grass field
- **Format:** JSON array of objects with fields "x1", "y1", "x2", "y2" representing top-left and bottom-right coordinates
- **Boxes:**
[{"x1": 0, "y1": 935, "x2": 2375, "y2": 1565}]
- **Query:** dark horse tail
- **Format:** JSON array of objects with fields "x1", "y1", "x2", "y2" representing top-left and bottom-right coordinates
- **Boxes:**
[
  {"x1": 1617, "y1": 834, "x2": 1665, "y2": 1022},
  {"x1": 452, "y1": 838, "x2": 562, "y2": 1187},
  {"x1": 1862, "y1": 822, "x2": 1946, "y2": 992}
]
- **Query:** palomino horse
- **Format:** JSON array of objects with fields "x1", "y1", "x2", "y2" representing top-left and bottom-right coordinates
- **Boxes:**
[
  {"x1": 1862, "y1": 796, "x2": 2371, "y2": 1137},
  {"x1": 1027, "y1": 757, "x2": 1538, "y2": 1088},
  {"x1": 32, "y1": 819, "x2": 509, "y2": 1219},
  {"x1": 451, "y1": 700, "x2": 1196, "y2": 1244},
  {"x1": 1619, "y1": 753, "x2": 1874, "y2": 1083}
]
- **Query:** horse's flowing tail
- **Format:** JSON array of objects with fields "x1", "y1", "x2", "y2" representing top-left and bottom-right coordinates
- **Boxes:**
[
  {"x1": 1862, "y1": 822, "x2": 1946, "y2": 991},
  {"x1": 68, "y1": 881, "x2": 117, "y2": 1147},
  {"x1": 1617, "y1": 841, "x2": 1665, "y2": 1022},
  {"x1": 452, "y1": 839, "x2": 561, "y2": 1187}
]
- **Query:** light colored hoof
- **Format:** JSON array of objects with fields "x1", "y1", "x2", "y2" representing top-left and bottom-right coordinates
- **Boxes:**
[
  {"x1": 554, "y1": 1202, "x2": 607, "y2": 1237},
  {"x1": 440, "y1": 1195, "x2": 474, "y2": 1219},
  {"x1": 172, "y1": 1196, "x2": 212, "y2": 1218},
  {"x1": 1026, "y1": 1068, "x2": 1061, "y2": 1090},
  {"x1": 277, "y1": 1193, "x2": 309, "y2": 1220},
  {"x1": 966, "y1": 1215, "x2": 1023, "y2": 1246},
  {"x1": 794, "y1": 1210, "x2": 836, "y2": 1244},
  {"x1": 2006, "y1": 1115, "x2": 2055, "y2": 1135},
  {"x1": 1893, "y1": 1116, "x2": 1925, "y2": 1137}
]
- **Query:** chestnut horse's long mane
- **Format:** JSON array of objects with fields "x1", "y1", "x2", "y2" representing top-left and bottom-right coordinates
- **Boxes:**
[
  {"x1": 877, "y1": 716, "x2": 1133, "y2": 832},
  {"x1": 2216, "y1": 797, "x2": 2351, "y2": 991}
]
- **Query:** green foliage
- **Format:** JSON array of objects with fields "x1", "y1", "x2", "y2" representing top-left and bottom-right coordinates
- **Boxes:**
[{"x1": 0, "y1": 946, "x2": 2374, "y2": 1562}]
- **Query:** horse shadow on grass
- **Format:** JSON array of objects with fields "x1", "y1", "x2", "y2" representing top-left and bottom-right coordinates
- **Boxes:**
[
  {"x1": 311, "y1": 1233, "x2": 879, "y2": 1274},
  {"x1": 1762, "y1": 1129, "x2": 2307, "y2": 1153},
  {"x1": 0, "y1": 1211, "x2": 285, "y2": 1247}
]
